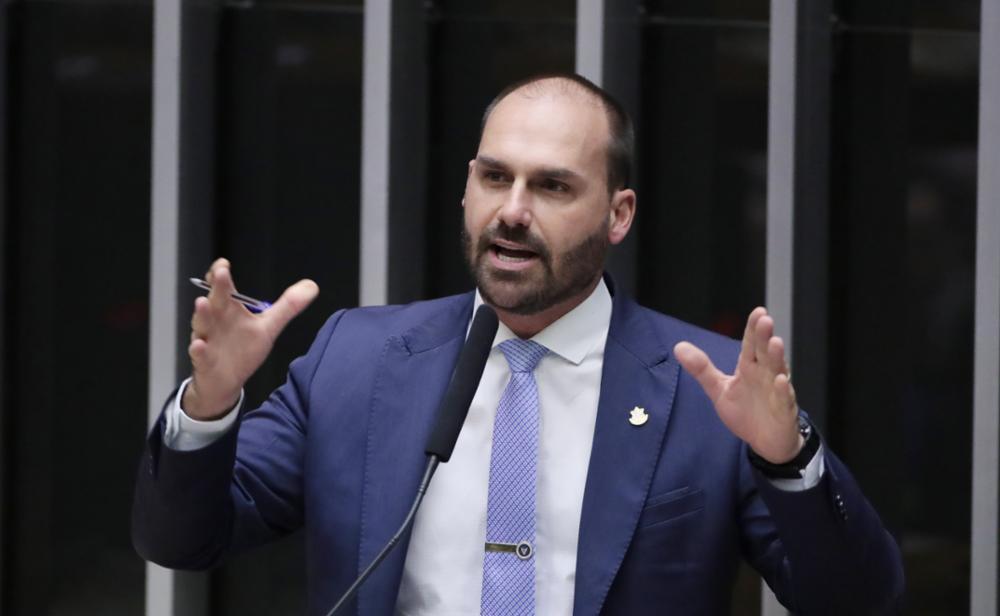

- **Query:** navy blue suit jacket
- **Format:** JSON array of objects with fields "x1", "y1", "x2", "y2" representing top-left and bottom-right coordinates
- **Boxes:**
[{"x1": 132, "y1": 287, "x2": 904, "y2": 615}]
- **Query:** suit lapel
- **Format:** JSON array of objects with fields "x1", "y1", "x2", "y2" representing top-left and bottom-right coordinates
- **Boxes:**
[
  {"x1": 351, "y1": 288, "x2": 682, "y2": 616},
  {"x1": 356, "y1": 294, "x2": 474, "y2": 616},
  {"x1": 573, "y1": 294, "x2": 681, "y2": 616}
]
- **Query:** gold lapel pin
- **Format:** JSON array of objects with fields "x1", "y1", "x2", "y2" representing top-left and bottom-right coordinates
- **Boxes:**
[{"x1": 628, "y1": 406, "x2": 649, "y2": 426}]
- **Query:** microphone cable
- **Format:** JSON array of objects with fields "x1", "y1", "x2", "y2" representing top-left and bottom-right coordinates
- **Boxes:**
[
  {"x1": 323, "y1": 455, "x2": 438, "y2": 616},
  {"x1": 323, "y1": 305, "x2": 498, "y2": 616}
]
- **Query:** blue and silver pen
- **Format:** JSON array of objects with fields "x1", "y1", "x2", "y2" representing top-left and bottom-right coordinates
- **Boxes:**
[{"x1": 189, "y1": 278, "x2": 272, "y2": 313}]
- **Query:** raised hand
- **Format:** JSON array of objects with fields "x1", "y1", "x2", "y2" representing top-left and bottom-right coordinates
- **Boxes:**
[
  {"x1": 673, "y1": 307, "x2": 803, "y2": 464},
  {"x1": 184, "y1": 258, "x2": 319, "y2": 420}
]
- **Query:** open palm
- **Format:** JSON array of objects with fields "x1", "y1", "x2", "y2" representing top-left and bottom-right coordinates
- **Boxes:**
[{"x1": 673, "y1": 307, "x2": 803, "y2": 464}]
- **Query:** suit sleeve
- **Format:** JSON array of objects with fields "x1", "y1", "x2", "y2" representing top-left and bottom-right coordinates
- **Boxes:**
[
  {"x1": 131, "y1": 310, "x2": 346, "y2": 570},
  {"x1": 738, "y1": 439, "x2": 905, "y2": 614}
]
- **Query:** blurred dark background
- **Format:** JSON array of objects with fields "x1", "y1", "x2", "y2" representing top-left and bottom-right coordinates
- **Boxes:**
[{"x1": 0, "y1": 0, "x2": 985, "y2": 614}]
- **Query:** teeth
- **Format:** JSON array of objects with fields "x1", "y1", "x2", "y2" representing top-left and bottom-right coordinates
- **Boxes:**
[{"x1": 494, "y1": 246, "x2": 536, "y2": 263}]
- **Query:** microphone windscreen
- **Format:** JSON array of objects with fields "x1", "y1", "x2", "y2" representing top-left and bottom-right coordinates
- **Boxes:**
[{"x1": 424, "y1": 304, "x2": 499, "y2": 462}]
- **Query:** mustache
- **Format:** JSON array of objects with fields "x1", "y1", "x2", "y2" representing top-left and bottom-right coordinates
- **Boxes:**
[{"x1": 476, "y1": 223, "x2": 552, "y2": 262}]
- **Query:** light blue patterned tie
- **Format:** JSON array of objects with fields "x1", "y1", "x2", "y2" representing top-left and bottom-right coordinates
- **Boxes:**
[{"x1": 481, "y1": 338, "x2": 548, "y2": 616}]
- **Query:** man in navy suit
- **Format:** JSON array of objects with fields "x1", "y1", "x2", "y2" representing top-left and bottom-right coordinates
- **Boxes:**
[{"x1": 133, "y1": 73, "x2": 904, "y2": 615}]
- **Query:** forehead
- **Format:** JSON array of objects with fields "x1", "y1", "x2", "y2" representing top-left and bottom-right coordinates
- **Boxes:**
[{"x1": 478, "y1": 87, "x2": 610, "y2": 177}]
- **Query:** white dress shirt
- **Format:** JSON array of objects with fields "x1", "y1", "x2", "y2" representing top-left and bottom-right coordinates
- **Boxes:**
[
  {"x1": 163, "y1": 280, "x2": 823, "y2": 615},
  {"x1": 394, "y1": 282, "x2": 612, "y2": 615}
]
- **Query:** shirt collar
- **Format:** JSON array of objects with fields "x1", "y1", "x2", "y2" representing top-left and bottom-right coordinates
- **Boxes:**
[{"x1": 472, "y1": 278, "x2": 612, "y2": 366}]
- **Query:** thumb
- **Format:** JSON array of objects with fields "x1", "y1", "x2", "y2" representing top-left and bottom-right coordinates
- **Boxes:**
[
  {"x1": 673, "y1": 341, "x2": 726, "y2": 403},
  {"x1": 262, "y1": 279, "x2": 320, "y2": 337}
]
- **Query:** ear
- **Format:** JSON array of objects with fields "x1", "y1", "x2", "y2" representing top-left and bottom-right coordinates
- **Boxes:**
[{"x1": 607, "y1": 188, "x2": 636, "y2": 245}]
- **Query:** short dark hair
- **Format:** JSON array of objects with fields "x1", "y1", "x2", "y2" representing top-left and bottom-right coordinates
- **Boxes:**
[{"x1": 480, "y1": 73, "x2": 635, "y2": 193}]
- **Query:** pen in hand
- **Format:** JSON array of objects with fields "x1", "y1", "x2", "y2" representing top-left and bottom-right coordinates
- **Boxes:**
[{"x1": 189, "y1": 278, "x2": 272, "y2": 313}]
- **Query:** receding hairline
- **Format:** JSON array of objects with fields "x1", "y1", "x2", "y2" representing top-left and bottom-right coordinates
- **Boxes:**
[
  {"x1": 483, "y1": 77, "x2": 610, "y2": 130},
  {"x1": 480, "y1": 73, "x2": 635, "y2": 191},
  {"x1": 480, "y1": 78, "x2": 614, "y2": 177},
  {"x1": 505, "y1": 77, "x2": 605, "y2": 106}
]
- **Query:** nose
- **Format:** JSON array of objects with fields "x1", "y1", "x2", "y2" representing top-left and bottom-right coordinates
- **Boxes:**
[{"x1": 497, "y1": 181, "x2": 532, "y2": 228}]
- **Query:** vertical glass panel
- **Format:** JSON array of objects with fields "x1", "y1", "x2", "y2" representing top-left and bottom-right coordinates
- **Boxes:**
[
  {"x1": 637, "y1": 20, "x2": 769, "y2": 614},
  {"x1": 835, "y1": 0, "x2": 980, "y2": 32},
  {"x1": 637, "y1": 22, "x2": 768, "y2": 336},
  {"x1": 643, "y1": 0, "x2": 768, "y2": 22},
  {"x1": 3, "y1": 1, "x2": 151, "y2": 614},
  {"x1": 254, "y1": 0, "x2": 362, "y2": 6},
  {"x1": 436, "y1": 0, "x2": 574, "y2": 19},
  {"x1": 423, "y1": 4, "x2": 576, "y2": 297},
  {"x1": 829, "y1": 15, "x2": 979, "y2": 615},
  {"x1": 211, "y1": 5, "x2": 363, "y2": 614}
]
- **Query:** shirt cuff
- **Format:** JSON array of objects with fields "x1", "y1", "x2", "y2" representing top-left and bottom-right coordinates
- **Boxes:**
[
  {"x1": 163, "y1": 377, "x2": 243, "y2": 451},
  {"x1": 767, "y1": 443, "x2": 826, "y2": 492}
]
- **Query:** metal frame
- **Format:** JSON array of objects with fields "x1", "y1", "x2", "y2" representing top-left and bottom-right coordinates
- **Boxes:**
[
  {"x1": 766, "y1": 0, "x2": 836, "y2": 610},
  {"x1": 576, "y1": 0, "x2": 604, "y2": 86},
  {"x1": 360, "y1": 0, "x2": 391, "y2": 307},
  {"x1": 766, "y1": 0, "x2": 797, "y2": 348},
  {"x1": 361, "y1": 0, "x2": 428, "y2": 306},
  {"x1": 149, "y1": 1, "x2": 213, "y2": 615},
  {"x1": 763, "y1": 2, "x2": 797, "y2": 613},
  {"x1": 0, "y1": 1, "x2": 7, "y2": 609},
  {"x1": 972, "y1": 0, "x2": 1000, "y2": 612},
  {"x1": 148, "y1": 0, "x2": 182, "y2": 612}
]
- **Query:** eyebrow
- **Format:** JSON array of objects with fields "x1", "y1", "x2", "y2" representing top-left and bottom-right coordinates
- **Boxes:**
[{"x1": 475, "y1": 156, "x2": 584, "y2": 183}]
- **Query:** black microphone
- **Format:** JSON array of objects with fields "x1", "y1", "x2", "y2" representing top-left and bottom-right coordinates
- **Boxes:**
[
  {"x1": 425, "y1": 304, "x2": 499, "y2": 461},
  {"x1": 324, "y1": 304, "x2": 499, "y2": 616}
]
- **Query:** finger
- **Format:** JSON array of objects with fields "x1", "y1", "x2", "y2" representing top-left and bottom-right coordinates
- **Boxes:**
[
  {"x1": 188, "y1": 337, "x2": 210, "y2": 369},
  {"x1": 740, "y1": 307, "x2": 767, "y2": 365},
  {"x1": 191, "y1": 296, "x2": 212, "y2": 338},
  {"x1": 208, "y1": 265, "x2": 238, "y2": 312},
  {"x1": 774, "y1": 373, "x2": 798, "y2": 414},
  {"x1": 261, "y1": 279, "x2": 320, "y2": 338},
  {"x1": 765, "y1": 335, "x2": 789, "y2": 376},
  {"x1": 204, "y1": 258, "x2": 231, "y2": 284},
  {"x1": 674, "y1": 341, "x2": 727, "y2": 403},
  {"x1": 753, "y1": 315, "x2": 774, "y2": 366}
]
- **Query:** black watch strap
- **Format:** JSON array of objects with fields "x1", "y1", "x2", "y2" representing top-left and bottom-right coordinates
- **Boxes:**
[{"x1": 747, "y1": 416, "x2": 821, "y2": 479}]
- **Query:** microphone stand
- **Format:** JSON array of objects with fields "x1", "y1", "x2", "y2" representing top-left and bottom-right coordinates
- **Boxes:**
[
  {"x1": 323, "y1": 455, "x2": 440, "y2": 616},
  {"x1": 323, "y1": 304, "x2": 497, "y2": 615}
]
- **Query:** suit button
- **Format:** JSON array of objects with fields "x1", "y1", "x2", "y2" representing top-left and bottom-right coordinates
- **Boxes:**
[{"x1": 834, "y1": 493, "x2": 848, "y2": 520}]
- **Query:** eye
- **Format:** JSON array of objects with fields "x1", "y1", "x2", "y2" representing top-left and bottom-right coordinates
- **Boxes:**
[
  {"x1": 540, "y1": 178, "x2": 569, "y2": 193},
  {"x1": 482, "y1": 169, "x2": 508, "y2": 184}
]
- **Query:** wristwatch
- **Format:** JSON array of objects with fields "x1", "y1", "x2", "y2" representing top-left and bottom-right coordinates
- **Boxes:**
[{"x1": 747, "y1": 416, "x2": 821, "y2": 479}]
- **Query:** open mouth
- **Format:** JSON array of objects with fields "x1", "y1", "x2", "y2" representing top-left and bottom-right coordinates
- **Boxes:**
[{"x1": 491, "y1": 244, "x2": 538, "y2": 263}]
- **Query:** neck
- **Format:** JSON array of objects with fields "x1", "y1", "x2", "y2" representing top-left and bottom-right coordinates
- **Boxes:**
[{"x1": 490, "y1": 276, "x2": 601, "y2": 339}]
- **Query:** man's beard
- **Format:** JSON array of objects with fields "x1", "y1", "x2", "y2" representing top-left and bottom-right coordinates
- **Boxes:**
[{"x1": 462, "y1": 220, "x2": 609, "y2": 316}]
